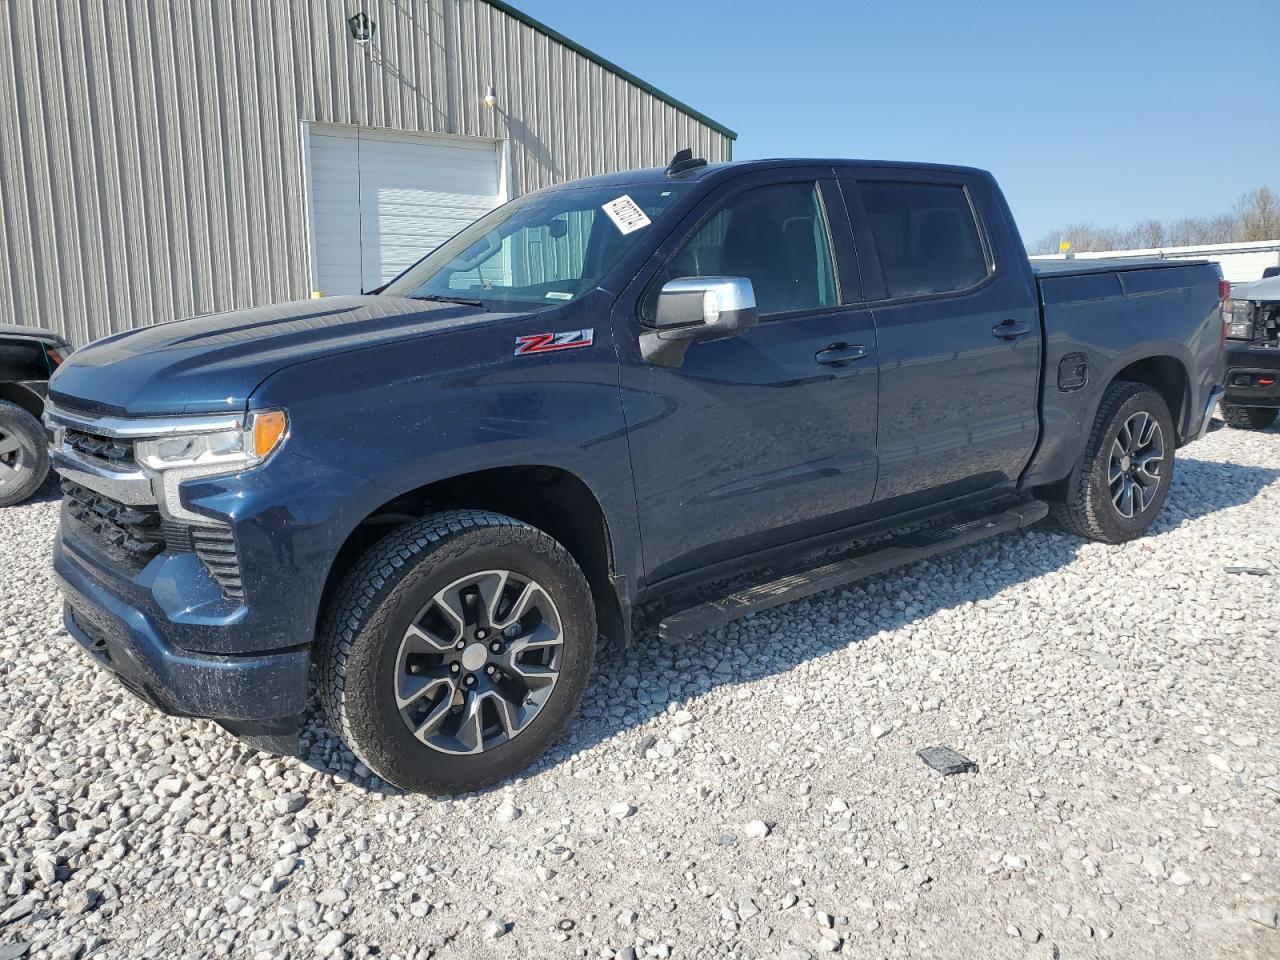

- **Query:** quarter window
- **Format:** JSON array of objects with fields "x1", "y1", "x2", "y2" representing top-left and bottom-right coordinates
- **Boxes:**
[
  {"x1": 858, "y1": 182, "x2": 989, "y2": 298},
  {"x1": 651, "y1": 182, "x2": 837, "y2": 319}
]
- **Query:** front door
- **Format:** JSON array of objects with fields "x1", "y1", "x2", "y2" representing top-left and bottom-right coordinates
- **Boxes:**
[
  {"x1": 613, "y1": 173, "x2": 880, "y2": 585},
  {"x1": 841, "y1": 173, "x2": 1041, "y2": 504}
]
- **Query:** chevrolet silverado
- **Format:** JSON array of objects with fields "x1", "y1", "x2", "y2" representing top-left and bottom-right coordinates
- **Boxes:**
[{"x1": 46, "y1": 154, "x2": 1226, "y2": 793}]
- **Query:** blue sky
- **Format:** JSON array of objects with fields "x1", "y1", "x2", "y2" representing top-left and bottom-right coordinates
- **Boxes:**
[{"x1": 515, "y1": 0, "x2": 1280, "y2": 246}]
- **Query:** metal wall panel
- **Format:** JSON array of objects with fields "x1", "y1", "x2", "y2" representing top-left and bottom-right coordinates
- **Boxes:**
[{"x1": 0, "y1": 0, "x2": 734, "y2": 344}]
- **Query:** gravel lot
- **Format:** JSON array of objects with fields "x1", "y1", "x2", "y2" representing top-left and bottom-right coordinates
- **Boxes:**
[{"x1": 1, "y1": 419, "x2": 1278, "y2": 960}]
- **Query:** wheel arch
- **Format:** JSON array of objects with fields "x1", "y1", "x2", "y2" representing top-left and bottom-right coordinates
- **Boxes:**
[
  {"x1": 0, "y1": 381, "x2": 47, "y2": 421},
  {"x1": 317, "y1": 464, "x2": 629, "y2": 652},
  {"x1": 1031, "y1": 351, "x2": 1191, "y2": 501},
  {"x1": 1108, "y1": 354, "x2": 1189, "y2": 441}
]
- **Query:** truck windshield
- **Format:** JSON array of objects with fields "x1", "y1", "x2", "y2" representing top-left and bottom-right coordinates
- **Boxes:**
[{"x1": 382, "y1": 182, "x2": 691, "y2": 309}]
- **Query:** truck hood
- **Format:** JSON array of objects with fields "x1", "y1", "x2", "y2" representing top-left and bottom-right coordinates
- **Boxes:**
[
  {"x1": 49, "y1": 295, "x2": 521, "y2": 416},
  {"x1": 1231, "y1": 275, "x2": 1280, "y2": 303}
]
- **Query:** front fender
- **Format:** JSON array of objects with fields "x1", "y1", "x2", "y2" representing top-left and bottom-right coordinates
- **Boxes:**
[{"x1": 247, "y1": 314, "x2": 641, "y2": 606}]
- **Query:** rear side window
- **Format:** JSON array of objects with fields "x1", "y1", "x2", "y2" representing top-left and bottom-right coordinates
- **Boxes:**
[
  {"x1": 648, "y1": 181, "x2": 837, "y2": 320},
  {"x1": 858, "y1": 182, "x2": 989, "y2": 298},
  {"x1": 0, "y1": 339, "x2": 48, "y2": 380}
]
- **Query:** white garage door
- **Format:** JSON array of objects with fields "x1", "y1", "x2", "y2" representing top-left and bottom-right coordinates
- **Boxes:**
[{"x1": 305, "y1": 125, "x2": 507, "y2": 296}]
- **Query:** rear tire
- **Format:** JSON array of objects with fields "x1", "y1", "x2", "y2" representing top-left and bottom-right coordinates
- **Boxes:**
[
  {"x1": 1220, "y1": 402, "x2": 1278, "y2": 430},
  {"x1": 0, "y1": 400, "x2": 49, "y2": 508},
  {"x1": 1051, "y1": 382, "x2": 1175, "y2": 543},
  {"x1": 318, "y1": 509, "x2": 596, "y2": 794}
]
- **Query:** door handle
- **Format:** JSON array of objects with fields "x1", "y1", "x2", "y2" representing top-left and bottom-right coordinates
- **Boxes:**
[
  {"x1": 992, "y1": 319, "x2": 1032, "y2": 340},
  {"x1": 815, "y1": 343, "x2": 868, "y2": 367}
]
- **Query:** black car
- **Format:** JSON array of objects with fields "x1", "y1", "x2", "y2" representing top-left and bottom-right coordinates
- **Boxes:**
[{"x1": 0, "y1": 324, "x2": 71, "y2": 506}]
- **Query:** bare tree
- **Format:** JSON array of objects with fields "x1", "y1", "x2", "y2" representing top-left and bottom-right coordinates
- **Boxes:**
[
  {"x1": 1166, "y1": 218, "x2": 1203, "y2": 247},
  {"x1": 1031, "y1": 222, "x2": 1110, "y2": 255},
  {"x1": 1036, "y1": 185, "x2": 1280, "y2": 253},
  {"x1": 1234, "y1": 186, "x2": 1280, "y2": 241},
  {"x1": 1204, "y1": 213, "x2": 1237, "y2": 244},
  {"x1": 1129, "y1": 220, "x2": 1166, "y2": 248}
]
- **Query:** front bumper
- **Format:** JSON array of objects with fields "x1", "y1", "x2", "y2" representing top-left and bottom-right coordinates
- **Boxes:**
[
  {"x1": 1223, "y1": 341, "x2": 1280, "y2": 408},
  {"x1": 42, "y1": 400, "x2": 392, "y2": 755},
  {"x1": 55, "y1": 534, "x2": 309, "y2": 753}
]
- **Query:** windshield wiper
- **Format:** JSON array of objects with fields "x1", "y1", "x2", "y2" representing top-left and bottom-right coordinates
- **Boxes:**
[{"x1": 413, "y1": 294, "x2": 486, "y2": 308}]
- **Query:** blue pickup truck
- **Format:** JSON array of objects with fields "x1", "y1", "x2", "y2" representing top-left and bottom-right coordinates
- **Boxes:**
[{"x1": 46, "y1": 155, "x2": 1226, "y2": 793}]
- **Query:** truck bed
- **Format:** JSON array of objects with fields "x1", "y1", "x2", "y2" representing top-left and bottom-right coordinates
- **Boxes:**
[
  {"x1": 1031, "y1": 257, "x2": 1210, "y2": 277},
  {"x1": 1023, "y1": 257, "x2": 1224, "y2": 490}
]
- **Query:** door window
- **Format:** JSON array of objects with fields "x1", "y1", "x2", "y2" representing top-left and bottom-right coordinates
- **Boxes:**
[
  {"x1": 648, "y1": 182, "x2": 837, "y2": 320},
  {"x1": 858, "y1": 182, "x2": 989, "y2": 298}
]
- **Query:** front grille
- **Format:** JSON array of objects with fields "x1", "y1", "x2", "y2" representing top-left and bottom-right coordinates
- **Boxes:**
[
  {"x1": 190, "y1": 525, "x2": 245, "y2": 600},
  {"x1": 62, "y1": 478, "x2": 165, "y2": 567},
  {"x1": 61, "y1": 480, "x2": 244, "y2": 602},
  {"x1": 63, "y1": 427, "x2": 136, "y2": 468},
  {"x1": 1258, "y1": 304, "x2": 1280, "y2": 346}
]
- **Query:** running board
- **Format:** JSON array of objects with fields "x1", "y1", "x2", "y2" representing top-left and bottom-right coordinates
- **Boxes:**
[{"x1": 658, "y1": 500, "x2": 1049, "y2": 642}]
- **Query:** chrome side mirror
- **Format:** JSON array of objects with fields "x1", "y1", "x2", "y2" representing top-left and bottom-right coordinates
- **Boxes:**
[{"x1": 642, "y1": 277, "x2": 759, "y2": 367}]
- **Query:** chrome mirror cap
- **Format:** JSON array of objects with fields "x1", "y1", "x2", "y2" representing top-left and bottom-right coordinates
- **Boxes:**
[
  {"x1": 655, "y1": 276, "x2": 752, "y2": 330},
  {"x1": 642, "y1": 276, "x2": 760, "y2": 368},
  {"x1": 654, "y1": 276, "x2": 757, "y2": 329}
]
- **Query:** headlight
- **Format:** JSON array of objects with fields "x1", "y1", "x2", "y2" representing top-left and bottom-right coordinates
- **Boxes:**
[
  {"x1": 1225, "y1": 300, "x2": 1254, "y2": 341},
  {"x1": 136, "y1": 409, "x2": 288, "y2": 523}
]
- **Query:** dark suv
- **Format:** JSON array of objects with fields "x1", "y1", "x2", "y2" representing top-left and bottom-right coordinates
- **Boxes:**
[{"x1": 0, "y1": 324, "x2": 70, "y2": 506}]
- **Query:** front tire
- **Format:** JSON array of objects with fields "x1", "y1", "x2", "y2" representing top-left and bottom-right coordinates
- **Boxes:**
[
  {"x1": 0, "y1": 400, "x2": 50, "y2": 508},
  {"x1": 1051, "y1": 382, "x2": 1175, "y2": 543},
  {"x1": 318, "y1": 509, "x2": 596, "y2": 794},
  {"x1": 1220, "y1": 402, "x2": 1278, "y2": 430}
]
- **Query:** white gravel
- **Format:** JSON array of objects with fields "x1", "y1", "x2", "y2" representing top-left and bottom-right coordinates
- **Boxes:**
[{"x1": 1, "y1": 419, "x2": 1278, "y2": 960}]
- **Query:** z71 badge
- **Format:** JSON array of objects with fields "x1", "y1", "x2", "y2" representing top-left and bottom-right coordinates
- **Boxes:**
[{"x1": 513, "y1": 328, "x2": 594, "y2": 356}]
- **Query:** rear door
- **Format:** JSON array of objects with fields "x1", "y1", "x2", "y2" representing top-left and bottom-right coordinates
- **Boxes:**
[
  {"x1": 841, "y1": 171, "x2": 1041, "y2": 504},
  {"x1": 613, "y1": 169, "x2": 880, "y2": 585}
]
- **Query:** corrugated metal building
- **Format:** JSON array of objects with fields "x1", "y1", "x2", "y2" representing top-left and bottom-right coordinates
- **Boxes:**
[{"x1": 0, "y1": 0, "x2": 735, "y2": 344}]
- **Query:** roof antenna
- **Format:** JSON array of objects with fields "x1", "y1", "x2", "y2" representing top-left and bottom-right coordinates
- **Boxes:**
[{"x1": 666, "y1": 148, "x2": 708, "y2": 177}]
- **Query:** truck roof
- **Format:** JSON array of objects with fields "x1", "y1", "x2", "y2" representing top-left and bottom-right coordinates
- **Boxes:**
[{"x1": 555, "y1": 157, "x2": 994, "y2": 191}]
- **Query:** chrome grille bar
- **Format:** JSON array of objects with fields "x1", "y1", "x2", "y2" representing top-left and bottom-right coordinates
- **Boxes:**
[{"x1": 43, "y1": 401, "x2": 244, "y2": 439}]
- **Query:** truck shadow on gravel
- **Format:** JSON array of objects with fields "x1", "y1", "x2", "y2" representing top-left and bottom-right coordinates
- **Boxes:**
[
  {"x1": 299, "y1": 454, "x2": 1278, "y2": 797},
  {"x1": 24, "y1": 472, "x2": 64, "y2": 505},
  {"x1": 1154, "y1": 454, "x2": 1280, "y2": 525}
]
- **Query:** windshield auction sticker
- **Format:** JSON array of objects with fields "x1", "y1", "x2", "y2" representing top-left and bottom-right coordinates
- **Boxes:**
[{"x1": 601, "y1": 195, "x2": 651, "y2": 235}]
